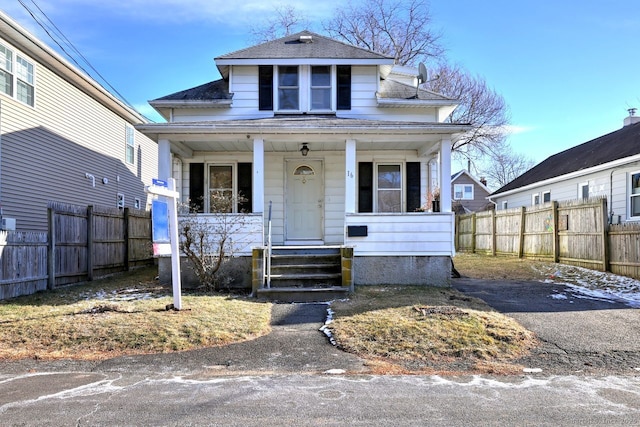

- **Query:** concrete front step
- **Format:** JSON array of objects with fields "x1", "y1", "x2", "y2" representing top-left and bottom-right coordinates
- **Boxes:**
[{"x1": 256, "y1": 286, "x2": 350, "y2": 303}]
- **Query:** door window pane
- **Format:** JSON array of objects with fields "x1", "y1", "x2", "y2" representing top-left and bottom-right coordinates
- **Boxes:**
[{"x1": 209, "y1": 165, "x2": 233, "y2": 213}]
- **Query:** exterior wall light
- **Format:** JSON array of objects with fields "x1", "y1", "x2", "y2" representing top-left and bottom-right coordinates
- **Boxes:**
[{"x1": 300, "y1": 143, "x2": 309, "y2": 156}]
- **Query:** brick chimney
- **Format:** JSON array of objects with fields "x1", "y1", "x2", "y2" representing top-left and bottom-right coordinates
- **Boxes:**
[
  {"x1": 624, "y1": 108, "x2": 640, "y2": 126},
  {"x1": 480, "y1": 177, "x2": 487, "y2": 186}
]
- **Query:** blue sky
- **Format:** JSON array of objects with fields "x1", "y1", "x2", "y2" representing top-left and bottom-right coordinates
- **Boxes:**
[{"x1": 4, "y1": 0, "x2": 640, "y2": 171}]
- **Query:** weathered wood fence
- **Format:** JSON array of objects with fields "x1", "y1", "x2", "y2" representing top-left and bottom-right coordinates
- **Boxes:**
[
  {"x1": 0, "y1": 202, "x2": 153, "y2": 299},
  {"x1": 456, "y1": 198, "x2": 640, "y2": 279}
]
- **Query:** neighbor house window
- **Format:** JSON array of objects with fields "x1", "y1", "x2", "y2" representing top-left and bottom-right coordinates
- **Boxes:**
[
  {"x1": 579, "y1": 182, "x2": 589, "y2": 200},
  {"x1": 454, "y1": 184, "x2": 473, "y2": 200},
  {"x1": 543, "y1": 191, "x2": 551, "y2": 203},
  {"x1": 278, "y1": 66, "x2": 299, "y2": 110},
  {"x1": 377, "y1": 164, "x2": 402, "y2": 212},
  {"x1": 134, "y1": 198, "x2": 141, "y2": 209},
  {"x1": 630, "y1": 172, "x2": 640, "y2": 218},
  {"x1": 0, "y1": 42, "x2": 35, "y2": 106},
  {"x1": 117, "y1": 193, "x2": 125, "y2": 209},
  {"x1": 310, "y1": 65, "x2": 331, "y2": 110},
  {"x1": 532, "y1": 193, "x2": 540, "y2": 206},
  {"x1": 501, "y1": 201, "x2": 508, "y2": 210},
  {"x1": 125, "y1": 125, "x2": 135, "y2": 164}
]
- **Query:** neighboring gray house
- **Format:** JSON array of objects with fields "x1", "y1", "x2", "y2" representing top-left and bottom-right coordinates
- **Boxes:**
[
  {"x1": 0, "y1": 11, "x2": 158, "y2": 232},
  {"x1": 490, "y1": 111, "x2": 640, "y2": 224},
  {"x1": 450, "y1": 170, "x2": 492, "y2": 213},
  {"x1": 137, "y1": 31, "x2": 470, "y2": 294}
]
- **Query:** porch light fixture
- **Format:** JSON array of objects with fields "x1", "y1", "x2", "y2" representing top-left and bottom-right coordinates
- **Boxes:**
[{"x1": 300, "y1": 143, "x2": 309, "y2": 156}]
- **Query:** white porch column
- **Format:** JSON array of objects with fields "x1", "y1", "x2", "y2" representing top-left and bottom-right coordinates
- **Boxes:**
[
  {"x1": 345, "y1": 139, "x2": 357, "y2": 213},
  {"x1": 158, "y1": 138, "x2": 172, "y2": 181},
  {"x1": 252, "y1": 138, "x2": 265, "y2": 213},
  {"x1": 439, "y1": 137, "x2": 452, "y2": 213}
]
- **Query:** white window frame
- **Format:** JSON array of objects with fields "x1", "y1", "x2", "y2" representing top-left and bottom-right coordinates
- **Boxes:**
[
  {"x1": 453, "y1": 183, "x2": 474, "y2": 200},
  {"x1": 206, "y1": 163, "x2": 238, "y2": 213},
  {"x1": 542, "y1": 191, "x2": 551, "y2": 203},
  {"x1": 275, "y1": 65, "x2": 335, "y2": 113},
  {"x1": 629, "y1": 171, "x2": 640, "y2": 219},
  {"x1": 125, "y1": 125, "x2": 135, "y2": 164},
  {"x1": 501, "y1": 201, "x2": 508, "y2": 210},
  {"x1": 532, "y1": 193, "x2": 540, "y2": 206},
  {"x1": 579, "y1": 182, "x2": 589, "y2": 200},
  {"x1": 374, "y1": 163, "x2": 403, "y2": 213},
  {"x1": 117, "y1": 193, "x2": 125, "y2": 209},
  {"x1": 0, "y1": 41, "x2": 35, "y2": 107},
  {"x1": 134, "y1": 198, "x2": 141, "y2": 209}
]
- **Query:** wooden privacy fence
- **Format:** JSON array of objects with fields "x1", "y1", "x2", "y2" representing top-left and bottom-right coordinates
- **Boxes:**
[
  {"x1": 456, "y1": 198, "x2": 640, "y2": 279},
  {"x1": 0, "y1": 202, "x2": 153, "y2": 299}
]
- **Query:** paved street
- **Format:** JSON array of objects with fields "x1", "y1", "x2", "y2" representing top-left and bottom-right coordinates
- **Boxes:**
[{"x1": 1, "y1": 372, "x2": 639, "y2": 426}]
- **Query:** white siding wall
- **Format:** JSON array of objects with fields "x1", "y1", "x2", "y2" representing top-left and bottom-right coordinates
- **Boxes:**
[
  {"x1": 346, "y1": 213, "x2": 455, "y2": 255},
  {"x1": 494, "y1": 164, "x2": 639, "y2": 223},
  {"x1": 0, "y1": 37, "x2": 157, "y2": 231}
]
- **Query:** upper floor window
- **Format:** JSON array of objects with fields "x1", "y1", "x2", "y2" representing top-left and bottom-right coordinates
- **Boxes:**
[
  {"x1": 125, "y1": 125, "x2": 135, "y2": 164},
  {"x1": 278, "y1": 66, "x2": 299, "y2": 110},
  {"x1": 454, "y1": 184, "x2": 473, "y2": 200},
  {"x1": 501, "y1": 201, "x2": 508, "y2": 210},
  {"x1": 532, "y1": 193, "x2": 540, "y2": 206},
  {"x1": 630, "y1": 172, "x2": 640, "y2": 218},
  {"x1": 260, "y1": 65, "x2": 351, "y2": 113},
  {"x1": 0, "y1": 42, "x2": 35, "y2": 107},
  {"x1": 543, "y1": 191, "x2": 551, "y2": 203},
  {"x1": 579, "y1": 182, "x2": 589, "y2": 200}
]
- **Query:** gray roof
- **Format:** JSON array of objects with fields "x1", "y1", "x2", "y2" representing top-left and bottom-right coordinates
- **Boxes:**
[
  {"x1": 493, "y1": 121, "x2": 640, "y2": 195},
  {"x1": 216, "y1": 30, "x2": 393, "y2": 62},
  {"x1": 152, "y1": 79, "x2": 231, "y2": 102}
]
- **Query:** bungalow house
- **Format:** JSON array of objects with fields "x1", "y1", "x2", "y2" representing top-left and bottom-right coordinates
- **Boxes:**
[
  {"x1": 0, "y1": 11, "x2": 158, "y2": 232},
  {"x1": 137, "y1": 31, "x2": 470, "y2": 298},
  {"x1": 450, "y1": 169, "x2": 492, "y2": 214},
  {"x1": 490, "y1": 110, "x2": 640, "y2": 224}
]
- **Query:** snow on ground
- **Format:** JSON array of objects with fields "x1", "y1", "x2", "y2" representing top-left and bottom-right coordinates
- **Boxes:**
[{"x1": 536, "y1": 264, "x2": 640, "y2": 308}]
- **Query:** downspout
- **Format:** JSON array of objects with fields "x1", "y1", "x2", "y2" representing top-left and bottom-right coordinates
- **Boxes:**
[{"x1": 610, "y1": 169, "x2": 615, "y2": 224}]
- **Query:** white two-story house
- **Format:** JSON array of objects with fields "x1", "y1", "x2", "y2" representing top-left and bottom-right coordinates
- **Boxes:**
[{"x1": 137, "y1": 31, "x2": 469, "y2": 297}]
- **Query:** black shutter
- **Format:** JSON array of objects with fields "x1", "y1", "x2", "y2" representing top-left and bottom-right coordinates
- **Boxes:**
[
  {"x1": 258, "y1": 66, "x2": 273, "y2": 111},
  {"x1": 189, "y1": 163, "x2": 205, "y2": 213},
  {"x1": 358, "y1": 162, "x2": 373, "y2": 213},
  {"x1": 237, "y1": 163, "x2": 253, "y2": 213},
  {"x1": 337, "y1": 65, "x2": 351, "y2": 110},
  {"x1": 406, "y1": 162, "x2": 421, "y2": 212}
]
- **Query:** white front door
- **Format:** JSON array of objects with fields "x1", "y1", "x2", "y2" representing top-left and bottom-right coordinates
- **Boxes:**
[{"x1": 286, "y1": 159, "x2": 323, "y2": 242}]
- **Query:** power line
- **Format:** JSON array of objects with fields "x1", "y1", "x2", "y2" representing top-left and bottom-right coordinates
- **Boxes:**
[{"x1": 18, "y1": 0, "x2": 137, "y2": 111}]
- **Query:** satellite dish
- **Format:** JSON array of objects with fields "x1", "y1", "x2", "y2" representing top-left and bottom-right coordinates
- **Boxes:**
[{"x1": 418, "y1": 62, "x2": 428, "y2": 84}]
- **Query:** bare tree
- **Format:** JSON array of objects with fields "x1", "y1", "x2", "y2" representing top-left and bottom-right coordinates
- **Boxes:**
[
  {"x1": 249, "y1": 4, "x2": 309, "y2": 44},
  {"x1": 479, "y1": 139, "x2": 535, "y2": 189},
  {"x1": 178, "y1": 192, "x2": 249, "y2": 291},
  {"x1": 323, "y1": 0, "x2": 443, "y2": 65},
  {"x1": 426, "y1": 63, "x2": 510, "y2": 158}
]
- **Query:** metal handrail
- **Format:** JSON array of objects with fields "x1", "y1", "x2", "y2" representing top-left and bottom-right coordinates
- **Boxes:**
[{"x1": 264, "y1": 201, "x2": 273, "y2": 288}]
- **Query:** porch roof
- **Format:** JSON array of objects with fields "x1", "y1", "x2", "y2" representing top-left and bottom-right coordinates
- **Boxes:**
[{"x1": 136, "y1": 116, "x2": 471, "y2": 158}]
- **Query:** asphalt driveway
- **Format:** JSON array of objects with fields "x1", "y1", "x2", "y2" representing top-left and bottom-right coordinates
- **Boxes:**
[{"x1": 452, "y1": 277, "x2": 640, "y2": 374}]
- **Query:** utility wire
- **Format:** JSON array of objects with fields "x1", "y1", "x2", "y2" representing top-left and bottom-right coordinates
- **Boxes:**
[{"x1": 18, "y1": 0, "x2": 137, "y2": 111}]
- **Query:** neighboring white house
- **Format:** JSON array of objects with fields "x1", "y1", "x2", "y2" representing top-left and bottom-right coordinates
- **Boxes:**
[
  {"x1": 0, "y1": 11, "x2": 158, "y2": 232},
  {"x1": 490, "y1": 110, "x2": 640, "y2": 224},
  {"x1": 137, "y1": 31, "x2": 469, "y2": 289}
]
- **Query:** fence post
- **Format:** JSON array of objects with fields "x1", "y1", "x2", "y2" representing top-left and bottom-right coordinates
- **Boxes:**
[
  {"x1": 471, "y1": 213, "x2": 476, "y2": 253},
  {"x1": 47, "y1": 207, "x2": 56, "y2": 290},
  {"x1": 518, "y1": 207, "x2": 526, "y2": 258},
  {"x1": 87, "y1": 205, "x2": 94, "y2": 281},
  {"x1": 552, "y1": 201, "x2": 559, "y2": 263},
  {"x1": 491, "y1": 210, "x2": 497, "y2": 256},
  {"x1": 124, "y1": 207, "x2": 131, "y2": 271},
  {"x1": 601, "y1": 198, "x2": 610, "y2": 272}
]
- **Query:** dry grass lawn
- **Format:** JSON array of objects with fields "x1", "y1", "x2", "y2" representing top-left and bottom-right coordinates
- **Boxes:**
[
  {"x1": 0, "y1": 267, "x2": 272, "y2": 361},
  {"x1": 328, "y1": 254, "x2": 546, "y2": 374}
]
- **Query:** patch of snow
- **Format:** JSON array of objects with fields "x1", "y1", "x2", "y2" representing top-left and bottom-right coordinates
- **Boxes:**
[
  {"x1": 550, "y1": 293, "x2": 568, "y2": 300},
  {"x1": 538, "y1": 264, "x2": 640, "y2": 308},
  {"x1": 523, "y1": 368, "x2": 543, "y2": 373},
  {"x1": 324, "y1": 369, "x2": 346, "y2": 375},
  {"x1": 320, "y1": 306, "x2": 337, "y2": 346}
]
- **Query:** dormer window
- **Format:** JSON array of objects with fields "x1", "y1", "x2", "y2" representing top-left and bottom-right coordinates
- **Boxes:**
[{"x1": 259, "y1": 65, "x2": 351, "y2": 113}]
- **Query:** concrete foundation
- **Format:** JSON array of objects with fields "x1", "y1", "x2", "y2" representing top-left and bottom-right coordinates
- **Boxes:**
[
  {"x1": 157, "y1": 256, "x2": 252, "y2": 290},
  {"x1": 353, "y1": 256, "x2": 451, "y2": 287}
]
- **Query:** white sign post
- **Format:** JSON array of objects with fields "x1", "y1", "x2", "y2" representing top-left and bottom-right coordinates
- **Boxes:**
[{"x1": 146, "y1": 178, "x2": 182, "y2": 310}]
